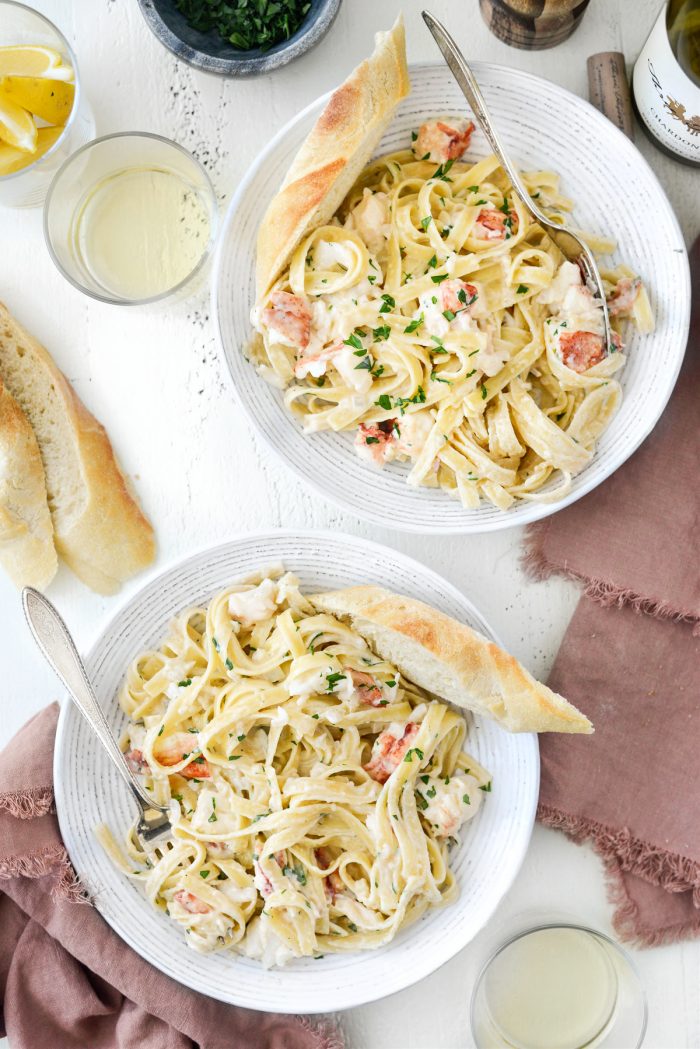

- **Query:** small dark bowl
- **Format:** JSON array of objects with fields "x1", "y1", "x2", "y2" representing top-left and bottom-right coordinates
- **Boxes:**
[{"x1": 137, "y1": 0, "x2": 342, "y2": 77}]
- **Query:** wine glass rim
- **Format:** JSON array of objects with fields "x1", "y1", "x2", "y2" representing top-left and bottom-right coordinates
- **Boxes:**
[
  {"x1": 42, "y1": 131, "x2": 220, "y2": 306},
  {"x1": 470, "y1": 921, "x2": 648, "y2": 1049},
  {"x1": 0, "y1": 0, "x2": 82, "y2": 182}
]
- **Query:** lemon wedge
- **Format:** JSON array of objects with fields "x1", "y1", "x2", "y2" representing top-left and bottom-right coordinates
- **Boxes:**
[
  {"x1": 0, "y1": 77, "x2": 74, "y2": 125},
  {"x1": 0, "y1": 45, "x2": 72, "y2": 79},
  {"x1": 0, "y1": 125, "x2": 62, "y2": 175},
  {"x1": 0, "y1": 94, "x2": 37, "y2": 152}
]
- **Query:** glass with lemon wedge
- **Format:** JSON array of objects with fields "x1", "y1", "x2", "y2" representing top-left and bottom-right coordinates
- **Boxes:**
[{"x1": 0, "y1": 2, "x2": 94, "y2": 207}]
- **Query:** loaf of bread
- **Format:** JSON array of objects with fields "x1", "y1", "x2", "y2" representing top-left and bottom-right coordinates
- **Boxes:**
[
  {"x1": 0, "y1": 376, "x2": 57, "y2": 589},
  {"x1": 255, "y1": 15, "x2": 410, "y2": 300},
  {"x1": 312, "y1": 585, "x2": 593, "y2": 734},
  {"x1": 0, "y1": 302, "x2": 155, "y2": 594}
]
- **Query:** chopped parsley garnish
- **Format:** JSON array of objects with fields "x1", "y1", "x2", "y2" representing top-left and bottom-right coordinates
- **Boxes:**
[
  {"x1": 385, "y1": 679, "x2": 396, "y2": 688},
  {"x1": 343, "y1": 331, "x2": 363, "y2": 350},
  {"x1": 251, "y1": 810, "x2": 272, "y2": 823},
  {"x1": 308, "y1": 631, "x2": 323, "y2": 654},
  {"x1": 403, "y1": 747, "x2": 425, "y2": 763},
  {"x1": 237, "y1": 734, "x2": 246, "y2": 741},
  {"x1": 172, "y1": 0, "x2": 313, "y2": 52},
  {"x1": 200, "y1": 870, "x2": 210, "y2": 878},
  {"x1": 431, "y1": 273, "x2": 449, "y2": 284},
  {"x1": 311, "y1": 713, "x2": 320, "y2": 719},
  {"x1": 415, "y1": 791, "x2": 428, "y2": 810},
  {"x1": 283, "y1": 863, "x2": 307, "y2": 886},
  {"x1": 207, "y1": 798, "x2": 217, "y2": 823},
  {"x1": 480, "y1": 781, "x2": 492, "y2": 792},
  {"x1": 157, "y1": 725, "x2": 164, "y2": 736},
  {"x1": 375, "y1": 394, "x2": 393, "y2": 411},
  {"x1": 516, "y1": 284, "x2": 529, "y2": 294},
  {"x1": 379, "y1": 293, "x2": 395, "y2": 314},
  {"x1": 395, "y1": 386, "x2": 426, "y2": 414},
  {"x1": 431, "y1": 335, "x2": 446, "y2": 352},
  {"x1": 373, "y1": 324, "x2": 391, "y2": 341},
  {"x1": 404, "y1": 315, "x2": 423, "y2": 334},
  {"x1": 481, "y1": 383, "x2": 488, "y2": 400},
  {"x1": 420, "y1": 215, "x2": 432, "y2": 231},
  {"x1": 463, "y1": 793, "x2": 471, "y2": 805},
  {"x1": 212, "y1": 637, "x2": 220, "y2": 652},
  {"x1": 431, "y1": 370, "x2": 452, "y2": 385},
  {"x1": 172, "y1": 793, "x2": 183, "y2": 803},
  {"x1": 466, "y1": 369, "x2": 477, "y2": 378},
  {"x1": 427, "y1": 786, "x2": 437, "y2": 798},
  {"x1": 348, "y1": 922, "x2": 358, "y2": 933},
  {"x1": 326, "y1": 672, "x2": 347, "y2": 693},
  {"x1": 426, "y1": 254, "x2": 438, "y2": 271},
  {"x1": 367, "y1": 274, "x2": 377, "y2": 285},
  {"x1": 420, "y1": 774, "x2": 430, "y2": 784},
  {"x1": 178, "y1": 679, "x2": 192, "y2": 687},
  {"x1": 432, "y1": 159, "x2": 454, "y2": 181},
  {"x1": 411, "y1": 130, "x2": 418, "y2": 141},
  {"x1": 225, "y1": 657, "x2": 234, "y2": 670},
  {"x1": 365, "y1": 436, "x2": 380, "y2": 444},
  {"x1": 355, "y1": 355, "x2": 373, "y2": 371}
]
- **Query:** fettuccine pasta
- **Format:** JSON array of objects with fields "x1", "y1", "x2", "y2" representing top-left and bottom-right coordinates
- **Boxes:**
[
  {"x1": 251, "y1": 120, "x2": 653, "y2": 510},
  {"x1": 99, "y1": 566, "x2": 489, "y2": 967}
]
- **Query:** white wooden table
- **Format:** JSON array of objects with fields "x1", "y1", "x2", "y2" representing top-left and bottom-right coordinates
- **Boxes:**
[{"x1": 2, "y1": 1, "x2": 698, "y2": 1045}]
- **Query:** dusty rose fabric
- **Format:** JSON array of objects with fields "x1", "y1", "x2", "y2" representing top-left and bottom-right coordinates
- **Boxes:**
[
  {"x1": 523, "y1": 236, "x2": 700, "y2": 946},
  {"x1": 0, "y1": 703, "x2": 344, "y2": 1049}
]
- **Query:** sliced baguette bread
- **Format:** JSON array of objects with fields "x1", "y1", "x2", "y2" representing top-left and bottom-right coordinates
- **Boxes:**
[
  {"x1": 0, "y1": 302, "x2": 155, "y2": 594},
  {"x1": 0, "y1": 376, "x2": 57, "y2": 589},
  {"x1": 255, "y1": 15, "x2": 410, "y2": 300},
  {"x1": 311, "y1": 585, "x2": 592, "y2": 734}
]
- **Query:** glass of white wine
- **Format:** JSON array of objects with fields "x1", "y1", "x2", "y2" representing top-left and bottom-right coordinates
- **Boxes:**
[
  {"x1": 471, "y1": 923, "x2": 647, "y2": 1049},
  {"x1": 43, "y1": 132, "x2": 218, "y2": 305}
]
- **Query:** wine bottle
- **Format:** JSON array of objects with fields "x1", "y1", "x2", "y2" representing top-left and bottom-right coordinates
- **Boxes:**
[{"x1": 632, "y1": 0, "x2": 700, "y2": 166}]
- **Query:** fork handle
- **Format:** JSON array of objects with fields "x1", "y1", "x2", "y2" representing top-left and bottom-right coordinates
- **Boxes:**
[
  {"x1": 22, "y1": 587, "x2": 159, "y2": 812},
  {"x1": 422, "y1": 11, "x2": 549, "y2": 226}
]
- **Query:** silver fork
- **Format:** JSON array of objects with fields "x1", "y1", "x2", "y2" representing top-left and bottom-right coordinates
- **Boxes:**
[
  {"x1": 422, "y1": 10, "x2": 614, "y2": 352},
  {"x1": 22, "y1": 587, "x2": 172, "y2": 846}
]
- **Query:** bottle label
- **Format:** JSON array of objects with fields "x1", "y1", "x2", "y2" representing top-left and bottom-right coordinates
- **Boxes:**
[{"x1": 633, "y1": 5, "x2": 700, "y2": 162}]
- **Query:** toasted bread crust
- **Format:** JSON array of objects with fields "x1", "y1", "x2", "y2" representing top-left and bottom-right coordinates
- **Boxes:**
[
  {"x1": 0, "y1": 376, "x2": 57, "y2": 588},
  {"x1": 255, "y1": 16, "x2": 410, "y2": 300},
  {"x1": 311, "y1": 585, "x2": 592, "y2": 734}
]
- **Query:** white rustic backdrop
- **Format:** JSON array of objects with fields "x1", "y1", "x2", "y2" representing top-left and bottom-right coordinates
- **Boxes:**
[{"x1": 2, "y1": 0, "x2": 698, "y2": 1046}]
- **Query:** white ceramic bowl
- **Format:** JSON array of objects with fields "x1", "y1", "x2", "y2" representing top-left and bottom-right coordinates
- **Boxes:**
[
  {"x1": 54, "y1": 531, "x2": 538, "y2": 1012},
  {"x1": 213, "y1": 63, "x2": 690, "y2": 534}
]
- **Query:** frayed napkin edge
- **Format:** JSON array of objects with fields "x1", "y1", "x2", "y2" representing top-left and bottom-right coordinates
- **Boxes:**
[
  {"x1": 298, "y1": 1016, "x2": 346, "y2": 1049},
  {"x1": 539, "y1": 802, "x2": 700, "y2": 946},
  {"x1": 0, "y1": 785, "x2": 54, "y2": 820},
  {"x1": 522, "y1": 523, "x2": 700, "y2": 635},
  {"x1": 0, "y1": 842, "x2": 86, "y2": 904}
]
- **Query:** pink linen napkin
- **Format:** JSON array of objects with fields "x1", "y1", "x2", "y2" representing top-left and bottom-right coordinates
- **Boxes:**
[
  {"x1": 523, "y1": 236, "x2": 700, "y2": 946},
  {"x1": 0, "y1": 703, "x2": 344, "y2": 1049}
]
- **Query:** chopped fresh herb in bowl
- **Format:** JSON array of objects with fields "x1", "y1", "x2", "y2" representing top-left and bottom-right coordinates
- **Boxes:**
[{"x1": 174, "y1": 0, "x2": 312, "y2": 51}]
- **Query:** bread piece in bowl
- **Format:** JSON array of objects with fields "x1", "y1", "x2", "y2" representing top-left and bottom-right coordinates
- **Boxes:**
[
  {"x1": 0, "y1": 303, "x2": 155, "y2": 595},
  {"x1": 255, "y1": 15, "x2": 410, "y2": 301},
  {"x1": 311, "y1": 585, "x2": 592, "y2": 734},
  {"x1": 0, "y1": 376, "x2": 57, "y2": 589}
]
